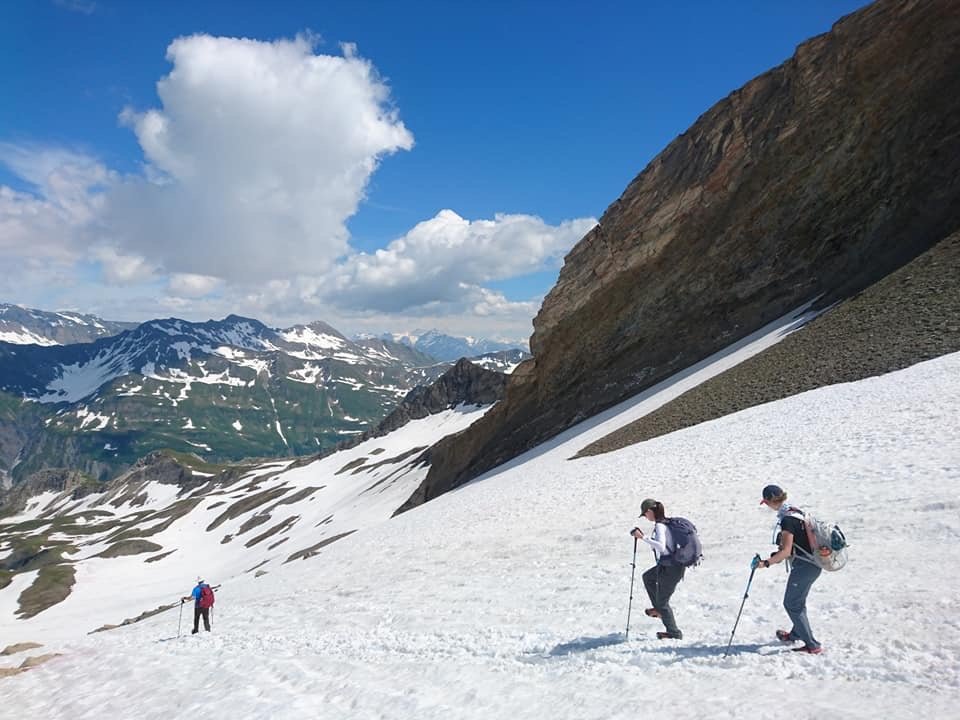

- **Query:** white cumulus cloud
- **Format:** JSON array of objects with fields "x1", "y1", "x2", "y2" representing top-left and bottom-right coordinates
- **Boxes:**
[
  {"x1": 0, "y1": 144, "x2": 110, "y2": 273},
  {"x1": 90, "y1": 246, "x2": 156, "y2": 284},
  {"x1": 325, "y1": 209, "x2": 597, "y2": 312},
  {"x1": 168, "y1": 273, "x2": 223, "y2": 297},
  {"x1": 104, "y1": 33, "x2": 413, "y2": 282}
]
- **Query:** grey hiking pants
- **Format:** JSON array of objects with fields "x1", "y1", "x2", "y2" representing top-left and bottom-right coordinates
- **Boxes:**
[
  {"x1": 784, "y1": 559, "x2": 821, "y2": 649},
  {"x1": 642, "y1": 563, "x2": 685, "y2": 637}
]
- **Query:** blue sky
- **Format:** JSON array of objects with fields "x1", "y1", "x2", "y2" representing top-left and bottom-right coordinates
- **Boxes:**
[{"x1": 0, "y1": 0, "x2": 869, "y2": 340}]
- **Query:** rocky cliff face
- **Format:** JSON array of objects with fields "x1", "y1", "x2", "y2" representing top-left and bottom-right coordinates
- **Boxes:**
[{"x1": 401, "y1": 0, "x2": 960, "y2": 509}]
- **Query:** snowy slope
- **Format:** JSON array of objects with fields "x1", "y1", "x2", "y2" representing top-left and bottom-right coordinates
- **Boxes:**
[
  {"x1": 0, "y1": 306, "x2": 816, "y2": 648},
  {"x1": 0, "y1": 404, "x2": 491, "y2": 647},
  {"x1": 1, "y1": 348, "x2": 958, "y2": 716}
]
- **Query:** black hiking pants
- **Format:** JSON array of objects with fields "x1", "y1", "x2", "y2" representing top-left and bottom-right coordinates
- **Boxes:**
[
  {"x1": 193, "y1": 605, "x2": 211, "y2": 633},
  {"x1": 642, "y1": 563, "x2": 685, "y2": 637}
]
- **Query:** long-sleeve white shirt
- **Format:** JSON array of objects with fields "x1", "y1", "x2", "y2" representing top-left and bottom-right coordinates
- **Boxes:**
[{"x1": 641, "y1": 521, "x2": 672, "y2": 562}]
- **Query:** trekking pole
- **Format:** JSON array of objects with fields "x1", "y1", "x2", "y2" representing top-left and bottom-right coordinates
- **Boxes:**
[
  {"x1": 211, "y1": 584, "x2": 220, "y2": 628},
  {"x1": 177, "y1": 599, "x2": 184, "y2": 638},
  {"x1": 625, "y1": 535, "x2": 639, "y2": 640},
  {"x1": 724, "y1": 554, "x2": 762, "y2": 657}
]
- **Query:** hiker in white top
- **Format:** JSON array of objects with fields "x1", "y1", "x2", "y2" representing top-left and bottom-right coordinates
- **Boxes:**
[{"x1": 631, "y1": 498, "x2": 685, "y2": 639}]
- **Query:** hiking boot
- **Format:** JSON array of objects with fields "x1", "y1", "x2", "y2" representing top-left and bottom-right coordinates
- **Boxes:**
[
  {"x1": 191, "y1": 629, "x2": 199, "y2": 635},
  {"x1": 656, "y1": 631, "x2": 683, "y2": 640},
  {"x1": 776, "y1": 630, "x2": 797, "y2": 642},
  {"x1": 644, "y1": 608, "x2": 661, "y2": 618},
  {"x1": 791, "y1": 645, "x2": 823, "y2": 655}
]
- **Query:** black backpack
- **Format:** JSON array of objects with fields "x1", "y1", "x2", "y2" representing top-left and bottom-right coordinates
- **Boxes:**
[{"x1": 661, "y1": 517, "x2": 703, "y2": 567}]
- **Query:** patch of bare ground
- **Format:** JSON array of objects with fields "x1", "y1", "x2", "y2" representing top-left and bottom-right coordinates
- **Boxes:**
[
  {"x1": 145, "y1": 550, "x2": 176, "y2": 563},
  {"x1": 16, "y1": 564, "x2": 76, "y2": 618},
  {"x1": 1, "y1": 642, "x2": 42, "y2": 656},
  {"x1": 285, "y1": 531, "x2": 356, "y2": 562},
  {"x1": 205, "y1": 485, "x2": 291, "y2": 531},
  {"x1": 89, "y1": 601, "x2": 179, "y2": 633},
  {"x1": 0, "y1": 653, "x2": 60, "y2": 678},
  {"x1": 244, "y1": 515, "x2": 300, "y2": 548},
  {"x1": 96, "y1": 539, "x2": 163, "y2": 558}
]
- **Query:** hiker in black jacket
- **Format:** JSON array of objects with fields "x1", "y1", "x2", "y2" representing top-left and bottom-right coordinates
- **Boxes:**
[
  {"x1": 631, "y1": 498, "x2": 684, "y2": 640},
  {"x1": 757, "y1": 485, "x2": 823, "y2": 654}
]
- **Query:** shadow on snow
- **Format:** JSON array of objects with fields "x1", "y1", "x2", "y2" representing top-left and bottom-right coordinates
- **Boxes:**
[
  {"x1": 521, "y1": 632, "x2": 627, "y2": 660},
  {"x1": 642, "y1": 642, "x2": 781, "y2": 659},
  {"x1": 522, "y1": 634, "x2": 782, "y2": 663}
]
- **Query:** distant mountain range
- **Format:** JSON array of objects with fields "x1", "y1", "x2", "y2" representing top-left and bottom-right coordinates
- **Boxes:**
[
  {"x1": 369, "y1": 329, "x2": 528, "y2": 363},
  {"x1": 0, "y1": 303, "x2": 528, "y2": 360},
  {"x1": 0, "y1": 305, "x2": 529, "y2": 487},
  {"x1": 0, "y1": 304, "x2": 138, "y2": 345}
]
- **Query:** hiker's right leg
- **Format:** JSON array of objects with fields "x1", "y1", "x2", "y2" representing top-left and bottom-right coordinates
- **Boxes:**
[
  {"x1": 654, "y1": 565, "x2": 685, "y2": 637},
  {"x1": 201, "y1": 607, "x2": 211, "y2": 631},
  {"x1": 783, "y1": 561, "x2": 822, "y2": 649},
  {"x1": 192, "y1": 605, "x2": 201, "y2": 633}
]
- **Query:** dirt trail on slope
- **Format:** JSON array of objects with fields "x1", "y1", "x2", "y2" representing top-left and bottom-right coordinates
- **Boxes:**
[{"x1": 577, "y1": 230, "x2": 960, "y2": 458}]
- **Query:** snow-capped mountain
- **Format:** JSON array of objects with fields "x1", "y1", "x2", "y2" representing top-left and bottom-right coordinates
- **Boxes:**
[
  {"x1": 0, "y1": 315, "x2": 458, "y2": 484},
  {"x1": 0, "y1": 304, "x2": 136, "y2": 346},
  {"x1": 370, "y1": 329, "x2": 529, "y2": 362}
]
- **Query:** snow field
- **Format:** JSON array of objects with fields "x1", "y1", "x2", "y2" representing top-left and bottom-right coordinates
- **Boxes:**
[{"x1": 2, "y1": 353, "x2": 957, "y2": 718}]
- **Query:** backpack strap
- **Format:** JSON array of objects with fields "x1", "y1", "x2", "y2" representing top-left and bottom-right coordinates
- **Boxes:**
[
  {"x1": 780, "y1": 506, "x2": 823, "y2": 561},
  {"x1": 774, "y1": 506, "x2": 812, "y2": 547}
]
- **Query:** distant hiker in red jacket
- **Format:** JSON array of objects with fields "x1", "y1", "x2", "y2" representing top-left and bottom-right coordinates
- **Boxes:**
[{"x1": 181, "y1": 577, "x2": 215, "y2": 634}]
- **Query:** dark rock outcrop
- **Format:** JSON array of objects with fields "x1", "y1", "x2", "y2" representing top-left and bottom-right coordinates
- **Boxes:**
[
  {"x1": 0, "y1": 469, "x2": 97, "y2": 518},
  {"x1": 375, "y1": 358, "x2": 508, "y2": 435},
  {"x1": 112, "y1": 451, "x2": 197, "y2": 487},
  {"x1": 399, "y1": 0, "x2": 960, "y2": 510},
  {"x1": 300, "y1": 358, "x2": 510, "y2": 471}
]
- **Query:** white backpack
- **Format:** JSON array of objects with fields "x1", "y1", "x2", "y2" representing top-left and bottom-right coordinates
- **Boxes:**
[{"x1": 780, "y1": 506, "x2": 849, "y2": 572}]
